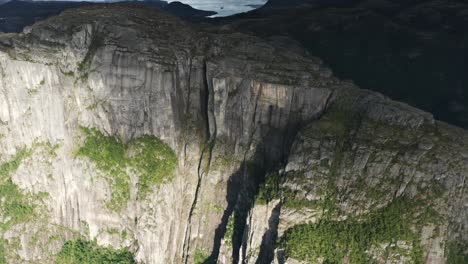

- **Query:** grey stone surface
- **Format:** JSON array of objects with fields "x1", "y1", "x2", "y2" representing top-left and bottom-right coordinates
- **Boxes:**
[{"x1": 0, "y1": 4, "x2": 465, "y2": 264}]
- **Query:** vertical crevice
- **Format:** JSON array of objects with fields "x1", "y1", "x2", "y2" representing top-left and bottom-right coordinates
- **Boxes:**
[
  {"x1": 182, "y1": 60, "x2": 216, "y2": 263},
  {"x1": 206, "y1": 81, "x2": 321, "y2": 263},
  {"x1": 185, "y1": 55, "x2": 193, "y2": 115}
]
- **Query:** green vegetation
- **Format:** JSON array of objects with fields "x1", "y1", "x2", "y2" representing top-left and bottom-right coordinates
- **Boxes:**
[
  {"x1": 39, "y1": 79, "x2": 45, "y2": 86},
  {"x1": 256, "y1": 173, "x2": 280, "y2": 204},
  {"x1": 280, "y1": 199, "x2": 424, "y2": 264},
  {"x1": 27, "y1": 88, "x2": 39, "y2": 95},
  {"x1": 193, "y1": 249, "x2": 210, "y2": 264},
  {"x1": 212, "y1": 205, "x2": 225, "y2": 214},
  {"x1": 0, "y1": 179, "x2": 35, "y2": 229},
  {"x1": 224, "y1": 214, "x2": 235, "y2": 247},
  {"x1": 320, "y1": 90, "x2": 361, "y2": 140},
  {"x1": 121, "y1": 230, "x2": 127, "y2": 241},
  {"x1": 305, "y1": 91, "x2": 362, "y2": 217},
  {"x1": 62, "y1": 70, "x2": 75, "y2": 77},
  {"x1": 56, "y1": 239, "x2": 136, "y2": 264},
  {"x1": 0, "y1": 149, "x2": 34, "y2": 263},
  {"x1": 275, "y1": 91, "x2": 453, "y2": 264},
  {"x1": 128, "y1": 136, "x2": 178, "y2": 196},
  {"x1": 0, "y1": 142, "x2": 58, "y2": 262},
  {"x1": 86, "y1": 102, "x2": 99, "y2": 111},
  {"x1": 77, "y1": 128, "x2": 129, "y2": 211},
  {"x1": 0, "y1": 149, "x2": 31, "y2": 179},
  {"x1": 446, "y1": 241, "x2": 468, "y2": 264},
  {"x1": 0, "y1": 239, "x2": 4, "y2": 264},
  {"x1": 77, "y1": 128, "x2": 177, "y2": 211},
  {"x1": 0, "y1": 149, "x2": 34, "y2": 230}
]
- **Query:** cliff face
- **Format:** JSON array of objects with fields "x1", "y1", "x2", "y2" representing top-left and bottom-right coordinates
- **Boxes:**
[
  {"x1": 0, "y1": 5, "x2": 466, "y2": 264},
  {"x1": 214, "y1": 0, "x2": 468, "y2": 129}
]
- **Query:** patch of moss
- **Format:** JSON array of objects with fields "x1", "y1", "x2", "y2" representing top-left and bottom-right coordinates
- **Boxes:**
[
  {"x1": 280, "y1": 198, "x2": 424, "y2": 264},
  {"x1": 0, "y1": 179, "x2": 35, "y2": 229},
  {"x1": 86, "y1": 102, "x2": 99, "y2": 111},
  {"x1": 77, "y1": 128, "x2": 177, "y2": 211},
  {"x1": 0, "y1": 238, "x2": 4, "y2": 264},
  {"x1": 193, "y1": 249, "x2": 210, "y2": 264},
  {"x1": 255, "y1": 172, "x2": 280, "y2": 205},
  {"x1": 283, "y1": 197, "x2": 333, "y2": 214},
  {"x1": 0, "y1": 149, "x2": 31, "y2": 179},
  {"x1": 128, "y1": 136, "x2": 178, "y2": 196},
  {"x1": 0, "y1": 149, "x2": 34, "y2": 229},
  {"x1": 27, "y1": 88, "x2": 39, "y2": 96},
  {"x1": 210, "y1": 154, "x2": 238, "y2": 171},
  {"x1": 0, "y1": 149, "x2": 35, "y2": 263},
  {"x1": 77, "y1": 128, "x2": 129, "y2": 211},
  {"x1": 224, "y1": 214, "x2": 235, "y2": 247},
  {"x1": 56, "y1": 239, "x2": 136, "y2": 264},
  {"x1": 446, "y1": 241, "x2": 468, "y2": 264},
  {"x1": 121, "y1": 230, "x2": 127, "y2": 241},
  {"x1": 206, "y1": 202, "x2": 224, "y2": 214},
  {"x1": 63, "y1": 71, "x2": 75, "y2": 77}
]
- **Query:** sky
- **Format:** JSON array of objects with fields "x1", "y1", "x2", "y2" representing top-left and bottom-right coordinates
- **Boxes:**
[{"x1": 167, "y1": 0, "x2": 267, "y2": 16}]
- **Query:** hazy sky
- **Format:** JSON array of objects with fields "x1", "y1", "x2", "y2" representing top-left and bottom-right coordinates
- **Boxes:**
[{"x1": 168, "y1": 0, "x2": 267, "y2": 16}]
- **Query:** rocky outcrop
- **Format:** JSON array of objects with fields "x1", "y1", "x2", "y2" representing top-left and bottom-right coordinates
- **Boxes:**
[
  {"x1": 240, "y1": 88, "x2": 468, "y2": 263},
  {"x1": 214, "y1": 0, "x2": 468, "y2": 129},
  {"x1": 0, "y1": 4, "x2": 466, "y2": 264}
]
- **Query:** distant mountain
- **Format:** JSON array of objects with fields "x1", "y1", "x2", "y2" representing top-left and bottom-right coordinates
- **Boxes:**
[
  {"x1": 0, "y1": 0, "x2": 97, "y2": 32},
  {"x1": 164, "y1": 1, "x2": 216, "y2": 18},
  {"x1": 0, "y1": 0, "x2": 216, "y2": 33}
]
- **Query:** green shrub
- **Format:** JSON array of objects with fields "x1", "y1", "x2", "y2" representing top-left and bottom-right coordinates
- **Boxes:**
[
  {"x1": 224, "y1": 214, "x2": 235, "y2": 247},
  {"x1": 256, "y1": 173, "x2": 280, "y2": 204},
  {"x1": 0, "y1": 149, "x2": 31, "y2": 179},
  {"x1": 0, "y1": 149, "x2": 34, "y2": 263},
  {"x1": 280, "y1": 199, "x2": 424, "y2": 264},
  {"x1": 0, "y1": 179, "x2": 34, "y2": 228},
  {"x1": 0, "y1": 149, "x2": 34, "y2": 230},
  {"x1": 193, "y1": 249, "x2": 210, "y2": 264},
  {"x1": 56, "y1": 239, "x2": 136, "y2": 264},
  {"x1": 77, "y1": 128, "x2": 177, "y2": 211},
  {"x1": 128, "y1": 136, "x2": 178, "y2": 196},
  {"x1": 77, "y1": 128, "x2": 129, "y2": 211}
]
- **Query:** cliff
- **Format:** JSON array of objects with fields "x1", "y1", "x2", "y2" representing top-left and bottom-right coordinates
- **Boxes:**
[
  {"x1": 0, "y1": 4, "x2": 466, "y2": 264},
  {"x1": 214, "y1": 0, "x2": 468, "y2": 129}
]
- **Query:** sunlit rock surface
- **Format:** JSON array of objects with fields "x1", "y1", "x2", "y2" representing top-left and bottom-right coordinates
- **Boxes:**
[{"x1": 0, "y1": 4, "x2": 466, "y2": 264}]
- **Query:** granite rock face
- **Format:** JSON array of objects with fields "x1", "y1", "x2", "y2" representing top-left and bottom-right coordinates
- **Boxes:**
[
  {"x1": 214, "y1": 0, "x2": 468, "y2": 129},
  {"x1": 0, "y1": 5, "x2": 466, "y2": 264}
]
